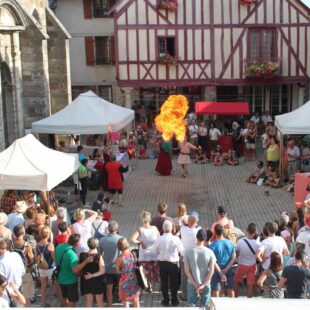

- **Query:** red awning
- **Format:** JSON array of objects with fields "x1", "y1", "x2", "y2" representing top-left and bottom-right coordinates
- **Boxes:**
[{"x1": 195, "y1": 102, "x2": 249, "y2": 115}]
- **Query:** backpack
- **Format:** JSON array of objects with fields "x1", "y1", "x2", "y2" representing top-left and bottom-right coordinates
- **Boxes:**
[
  {"x1": 11, "y1": 242, "x2": 28, "y2": 267},
  {"x1": 92, "y1": 222, "x2": 105, "y2": 240},
  {"x1": 36, "y1": 244, "x2": 49, "y2": 269}
]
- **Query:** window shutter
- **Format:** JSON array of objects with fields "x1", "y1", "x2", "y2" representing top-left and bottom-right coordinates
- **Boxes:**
[
  {"x1": 85, "y1": 37, "x2": 95, "y2": 66},
  {"x1": 83, "y1": 0, "x2": 92, "y2": 19},
  {"x1": 110, "y1": 36, "x2": 116, "y2": 64}
]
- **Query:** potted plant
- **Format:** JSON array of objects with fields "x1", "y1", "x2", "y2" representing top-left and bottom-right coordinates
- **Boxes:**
[
  {"x1": 246, "y1": 60, "x2": 280, "y2": 77},
  {"x1": 240, "y1": 0, "x2": 256, "y2": 5},
  {"x1": 158, "y1": 53, "x2": 179, "y2": 65},
  {"x1": 158, "y1": 0, "x2": 178, "y2": 12}
]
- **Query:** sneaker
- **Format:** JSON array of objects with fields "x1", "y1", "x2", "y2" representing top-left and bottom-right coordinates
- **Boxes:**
[{"x1": 161, "y1": 300, "x2": 170, "y2": 306}]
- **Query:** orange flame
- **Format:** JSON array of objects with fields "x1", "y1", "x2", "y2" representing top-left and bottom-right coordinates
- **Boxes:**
[{"x1": 155, "y1": 95, "x2": 189, "y2": 142}]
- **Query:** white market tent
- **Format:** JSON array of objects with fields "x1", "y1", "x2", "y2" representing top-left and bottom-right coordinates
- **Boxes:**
[
  {"x1": 31, "y1": 91, "x2": 135, "y2": 134},
  {"x1": 0, "y1": 134, "x2": 80, "y2": 191},
  {"x1": 275, "y1": 100, "x2": 310, "y2": 134}
]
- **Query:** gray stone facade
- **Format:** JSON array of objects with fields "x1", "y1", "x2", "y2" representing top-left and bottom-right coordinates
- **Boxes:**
[{"x1": 0, "y1": 0, "x2": 71, "y2": 151}]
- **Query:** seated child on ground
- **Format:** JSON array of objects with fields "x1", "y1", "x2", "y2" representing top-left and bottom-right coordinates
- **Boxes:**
[
  {"x1": 227, "y1": 150, "x2": 239, "y2": 166},
  {"x1": 214, "y1": 151, "x2": 222, "y2": 166},
  {"x1": 195, "y1": 147, "x2": 208, "y2": 164},
  {"x1": 246, "y1": 161, "x2": 265, "y2": 184}
]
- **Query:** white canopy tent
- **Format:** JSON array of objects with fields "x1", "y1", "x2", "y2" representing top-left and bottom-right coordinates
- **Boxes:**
[
  {"x1": 0, "y1": 134, "x2": 80, "y2": 191},
  {"x1": 31, "y1": 91, "x2": 135, "y2": 134},
  {"x1": 275, "y1": 100, "x2": 310, "y2": 134}
]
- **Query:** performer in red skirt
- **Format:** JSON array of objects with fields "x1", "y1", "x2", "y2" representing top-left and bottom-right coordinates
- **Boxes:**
[{"x1": 155, "y1": 141, "x2": 173, "y2": 176}]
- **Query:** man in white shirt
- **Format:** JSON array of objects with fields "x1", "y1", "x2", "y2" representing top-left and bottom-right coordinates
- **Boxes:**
[
  {"x1": 189, "y1": 120, "x2": 199, "y2": 147},
  {"x1": 152, "y1": 220, "x2": 184, "y2": 306},
  {"x1": 262, "y1": 111, "x2": 272, "y2": 126},
  {"x1": 250, "y1": 112, "x2": 260, "y2": 127},
  {"x1": 233, "y1": 223, "x2": 261, "y2": 298},
  {"x1": 180, "y1": 214, "x2": 201, "y2": 300},
  {"x1": 257, "y1": 221, "x2": 289, "y2": 270},
  {"x1": 296, "y1": 217, "x2": 310, "y2": 257},
  {"x1": 286, "y1": 139, "x2": 300, "y2": 177},
  {"x1": 0, "y1": 239, "x2": 25, "y2": 290},
  {"x1": 6, "y1": 201, "x2": 27, "y2": 232}
]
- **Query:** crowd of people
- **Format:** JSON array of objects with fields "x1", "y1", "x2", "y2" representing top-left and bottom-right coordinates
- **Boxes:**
[{"x1": 0, "y1": 189, "x2": 309, "y2": 308}]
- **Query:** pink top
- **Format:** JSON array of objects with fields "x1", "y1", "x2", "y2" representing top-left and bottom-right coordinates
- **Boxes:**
[{"x1": 179, "y1": 142, "x2": 196, "y2": 154}]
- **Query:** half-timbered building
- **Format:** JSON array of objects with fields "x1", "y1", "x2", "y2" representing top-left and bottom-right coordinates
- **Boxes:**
[{"x1": 111, "y1": 0, "x2": 310, "y2": 116}]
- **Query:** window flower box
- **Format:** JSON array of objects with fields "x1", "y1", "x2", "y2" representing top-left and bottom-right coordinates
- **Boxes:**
[
  {"x1": 158, "y1": 0, "x2": 178, "y2": 12},
  {"x1": 245, "y1": 60, "x2": 281, "y2": 78},
  {"x1": 240, "y1": 0, "x2": 256, "y2": 5},
  {"x1": 158, "y1": 54, "x2": 179, "y2": 65}
]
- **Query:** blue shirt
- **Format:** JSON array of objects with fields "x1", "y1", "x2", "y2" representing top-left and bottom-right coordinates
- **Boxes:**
[{"x1": 209, "y1": 239, "x2": 235, "y2": 269}]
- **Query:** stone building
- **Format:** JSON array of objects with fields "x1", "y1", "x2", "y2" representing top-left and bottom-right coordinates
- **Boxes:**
[{"x1": 0, "y1": 0, "x2": 71, "y2": 151}]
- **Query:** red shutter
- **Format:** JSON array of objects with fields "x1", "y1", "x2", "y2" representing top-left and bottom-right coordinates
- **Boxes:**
[
  {"x1": 110, "y1": 36, "x2": 115, "y2": 64},
  {"x1": 83, "y1": 0, "x2": 92, "y2": 19},
  {"x1": 85, "y1": 37, "x2": 95, "y2": 66}
]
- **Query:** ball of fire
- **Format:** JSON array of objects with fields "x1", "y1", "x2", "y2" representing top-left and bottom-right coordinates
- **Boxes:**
[{"x1": 155, "y1": 95, "x2": 189, "y2": 142}]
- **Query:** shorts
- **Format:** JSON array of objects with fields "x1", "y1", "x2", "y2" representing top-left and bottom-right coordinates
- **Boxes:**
[
  {"x1": 105, "y1": 273, "x2": 120, "y2": 285},
  {"x1": 60, "y1": 282, "x2": 79, "y2": 302},
  {"x1": 234, "y1": 264, "x2": 257, "y2": 286},
  {"x1": 211, "y1": 267, "x2": 234, "y2": 291},
  {"x1": 22, "y1": 273, "x2": 35, "y2": 299},
  {"x1": 246, "y1": 143, "x2": 256, "y2": 150},
  {"x1": 109, "y1": 189, "x2": 123, "y2": 194},
  {"x1": 39, "y1": 268, "x2": 55, "y2": 279}
]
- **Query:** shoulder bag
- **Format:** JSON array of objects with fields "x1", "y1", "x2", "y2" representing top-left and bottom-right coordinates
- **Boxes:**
[
  {"x1": 243, "y1": 238, "x2": 260, "y2": 264},
  {"x1": 131, "y1": 250, "x2": 149, "y2": 290},
  {"x1": 52, "y1": 247, "x2": 72, "y2": 283}
]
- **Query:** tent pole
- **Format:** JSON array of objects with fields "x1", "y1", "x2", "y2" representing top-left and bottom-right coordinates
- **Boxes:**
[
  {"x1": 47, "y1": 190, "x2": 51, "y2": 228},
  {"x1": 279, "y1": 132, "x2": 284, "y2": 185}
]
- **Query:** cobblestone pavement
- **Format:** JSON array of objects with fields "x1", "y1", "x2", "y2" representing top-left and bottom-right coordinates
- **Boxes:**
[{"x1": 39, "y1": 157, "x2": 294, "y2": 307}]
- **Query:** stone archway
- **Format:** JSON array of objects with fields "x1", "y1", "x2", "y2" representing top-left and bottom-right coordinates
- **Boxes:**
[{"x1": 0, "y1": 61, "x2": 14, "y2": 148}]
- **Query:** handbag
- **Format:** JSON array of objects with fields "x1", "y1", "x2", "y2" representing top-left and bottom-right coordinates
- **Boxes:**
[
  {"x1": 243, "y1": 238, "x2": 260, "y2": 264},
  {"x1": 131, "y1": 250, "x2": 149, "y2": 290},
  {"x1": 52, "y1": 247, "x2": 72, "y2": 283}
]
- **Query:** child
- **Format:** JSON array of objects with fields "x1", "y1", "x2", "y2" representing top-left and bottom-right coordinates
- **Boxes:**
[
  {"x1": 270, "y1": 169, "x2": 281, "y2": 188},
  {"x1": 227, "y1": 150, "x2": 239, "y2": 166},
  {"x1": 138, "y1": 145, "x2": 148, "y2": 159},
  {"x1": 195, "y1": 146, "x2": 208, "y2": 164},
  {"x1": 214, "y1": 151, "x2": 222, "y2": 166},
  {"x1": 54, "y1": 222, "x2": 70, "y2": 247}
]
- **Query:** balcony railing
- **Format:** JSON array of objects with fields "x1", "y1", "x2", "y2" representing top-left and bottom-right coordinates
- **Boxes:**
[{"x1": 244, "y1": 58, "x2": 282, "y2": 78}]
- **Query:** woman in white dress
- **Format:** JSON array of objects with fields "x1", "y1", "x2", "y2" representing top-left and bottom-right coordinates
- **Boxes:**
[
  {"x1": 71, "y1": 209, "x2": 98, "y2": 255},
  {"x1": 177, "y1": 135, "x2": 198, "y2": 177},
  {"x1": 131, "y1": 211, "x2": 160, "y2": 292}
]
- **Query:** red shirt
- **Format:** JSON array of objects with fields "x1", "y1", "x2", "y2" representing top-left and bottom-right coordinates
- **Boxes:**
[
  {"x1": 54, "y1": 234, "x2": 70, "y2": 247},
  {"x1": 105, "y1": 161, "x2": 123, "y2": 190}
]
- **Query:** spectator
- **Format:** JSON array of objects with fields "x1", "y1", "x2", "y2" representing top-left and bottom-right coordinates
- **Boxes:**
[
  {"x1": 257, "y1": 251, "x2": 284, "y2": 298},
  {"x1": 24, "y1": 207, "x2": 37, "y2": 229},
  {"x1": 173, "y1": 202, "x2": 188, "y2": 233},
  {"x1": 266, "y1": 137, "x2": 279, "y2": 169},
  {"x1": 51, "y1": 207, "x2": 71, "y2": 238},
  {"x1": 296, "y1": 216, "x2": 310, "y2": 257},
  {"x1": 91, "y1": 211, "x2": 109, "y2": 240},
  {"x1": 0, "y1": 275, "x2": 26, "y2": 307},
  {"x1": 184, "y1": 229, "x2": 216, "y2": 308},
  {"x1": 0, "y1": 239, "x2": 25, "y2": 291},
  {"x1": 246, "y1": 161, "x2": 265, "y2": 184},
  {"x1": 98, "y1": 220, "x2": 122, "y2": 307},
  {"x1": 152, "y1": 220, "x2": 184, "y2": 306},
  {"x1": 116, "y1": 238, "x2": 140, "y2": 307},
  {"x1": 55, "y1": 234, "x2": 93, "y2": 307},
  {"x1": 36, "y1": 226, "x2": 55, "y2": 307},
  {"x1": 150, "y1": 202, "x2": 174, "y2": 235},
  {"x1": 180, "y1": 214, "x2": 201, "y2": 300},
  {"x1": 105, "y1": 154, "x2": 129, "y2": 207},
  {"x1": 209, "y1": 122, "x2": 221, "y2": 152},
  {"x1": 257, "y1": 221, "x2": 289, "y2": 271},
  {"x1": 250, "y1": 112, "x2": 261, "y2": 130},
  {"x1": 278, "y1": 250, "x2": 310, "y2": 298},
  {"x1": 80, "y1": 238, "x2": 105, "y2": 307},
  {"x1": 262, "y1": 111, "x2": 272, "y2": 126},
  {"x1": 0, "y1": 190, "x2": 20, "y2": 215},
  {"x1": 189, "y1": 119, "x2": 199, "y2": 147},
  {"x1": 11, "y1": 225, "x2": 35, "y2": 307},
  {"x1": 243, "y1": 122, "x2": 257, "y2": 161},
  {"x1": 71, "y1": 208, "x2": 98, "y2": 255},
  {"x1": 234, "y1": 223, "x2": 261, "y2": 298},
  {"x1": 78, "y1": 158, "x2": 89, "y2": 206},
  {"x1": 130, "y1": 211, "x2": 160, "y2": 292},
  {"x1": 77, "y1": 145, "x2": 85, "y2": 163},
  {"x1": 0, "y1": 213, "x2": 12, "y2": 241},
  {"x1": 210, "y1": 206, "x2": 234, "y2": 234},
  {"x1": 232, "y1": 122, "x2": 242, "y2": 158},
  {"x1": 210, "y1": 224, "x2": 236, "y2": 298},
  {"x1": 54, "y1": 222, "x2": 70, "y2": 248},
  {"x1": 6, "y1": 201, "x2": 27, "y2": 231},
  {"x1": 285, "y1": 139, "x2": 300, "y2": 179}
]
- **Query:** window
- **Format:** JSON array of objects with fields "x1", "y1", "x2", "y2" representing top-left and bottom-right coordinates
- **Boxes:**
[
  {"x1": 271, "y1": 85, "x2": 289, "y2": 115},
  {"x1": 249, "y1": 29, "x2": 276, "y2": 61},
  {"x1": 93, "y1": 0, "x2": 114, "y2": 18},
  {"x1": 98, "y1": 85, "x2": 113, "y2": 101},
  {"x1": 72, "y1": 85, "x2": 96, "y2": 100},
  {"x1": 243, "y1": 86, "x2": 265, "y2": 113},
  {"x1": 95, "y1": 36, "x2": 112, "y2": 64},
  {"x1": 158, "y1": 37, "x2": 175, "y2": 57}
]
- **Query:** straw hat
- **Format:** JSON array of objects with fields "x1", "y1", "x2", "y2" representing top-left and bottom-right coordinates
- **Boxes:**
[
  {"x1": 15, "y1": 201, "x2": 28, "y2": 213},
  {"x1": 0, "y1": 213, "x2": 8, "y2": 226}
]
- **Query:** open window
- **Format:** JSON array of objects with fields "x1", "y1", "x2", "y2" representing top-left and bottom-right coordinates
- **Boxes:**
[{"x1": 158, "y1": 37, "x2": 176, "y2": 57}]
